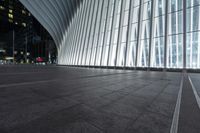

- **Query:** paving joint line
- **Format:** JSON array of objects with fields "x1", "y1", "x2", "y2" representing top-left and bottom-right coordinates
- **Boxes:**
[
  {"x1": 188, "y1": 76, "x2": 200, "y2": 109},
  {"x1": 170, "y1": 75, "x2": 183, "y2": 133}
]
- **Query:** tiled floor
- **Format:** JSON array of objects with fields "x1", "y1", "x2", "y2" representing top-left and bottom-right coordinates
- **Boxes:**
[
  {"x1": 190, "y1": 73, "x2": 200, "y2": 98},
  {"x1": 0, "y1": 65, "x2": 199, "y2": 133}
]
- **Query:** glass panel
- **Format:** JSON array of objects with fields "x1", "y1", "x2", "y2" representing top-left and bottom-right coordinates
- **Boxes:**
[
  {"x1": 186, "y1": 2, "x2": 200, "y2": 68},
  {"x1": 167, "y1": 34, "x2": 183, "y2": 68},
  {"x1": 168, "y1": 0, "x2": 183, "y2": 12},
  {"x1": 139, "y1": 39, "x2": 149, "y2": 67},
  {"x1": 187, "y1": 0, "x2": 200, "y2": 8},
  {"x1": 186, "y1": 6, "x2": 200, "y2": 32},
  {"x1": 126, "y1": 41, "x2": 137, "y2": 67},
  {"x1": 151, "y1": 0, "x2": 166, "y2": 68},
  {"x1": 168, "y1": 11, "x2": 183, "y2": 35},
  {"x1": 152, "y1": 37, "x2": 165, "y2": 67},
  {"x1": 155, "y1": 0, "x2": 165, "y2": 17},
  {"x1": 138, "y1": 0, "x2": 152, "y2": 67}
]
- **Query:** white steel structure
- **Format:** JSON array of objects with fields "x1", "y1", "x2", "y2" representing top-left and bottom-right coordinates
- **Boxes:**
[{"x1": 20, "y1": 0, "x2": 200, "y2": 69}]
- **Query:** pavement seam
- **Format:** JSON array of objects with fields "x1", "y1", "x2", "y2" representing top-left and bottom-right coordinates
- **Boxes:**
[
  {"x1": 0, "y1": 79, "x2": 58, "y2": 88},
  {"x1": 0, "y1": 72, "x2": 135, "y2": 88},
  {"x1": 170, "y1": 75, "x2": 183, "y2": 133},
  {"x1": 188, "y1": 76, "x2": 200, "y2": 109},
  {"x1": 123, "y1": 80, "x2": 172, "y2": 132}
]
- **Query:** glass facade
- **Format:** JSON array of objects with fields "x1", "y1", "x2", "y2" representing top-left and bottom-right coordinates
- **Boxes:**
[
  {"x1": 186, "y1": 0, "x2": 200, "y2": 68},
  {"x1": 58, "y1": 0, "x2": 199, "y2": 69}
]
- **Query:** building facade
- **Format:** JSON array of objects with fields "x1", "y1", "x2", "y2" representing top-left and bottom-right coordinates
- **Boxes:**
[
  {"x1": 20, "y1": 0, "x2": 200, "y2": 69},
  {"x1": 0, "y1": 0, "x2": 31, "y2": 27},
  {"x1": 0, "y1": 0, "x2": 33, "y2": 62}
]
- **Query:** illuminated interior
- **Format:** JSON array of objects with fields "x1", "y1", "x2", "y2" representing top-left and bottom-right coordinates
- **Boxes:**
[{"x1": 20, "y1": 0, "x2": 200, "y2": 69}]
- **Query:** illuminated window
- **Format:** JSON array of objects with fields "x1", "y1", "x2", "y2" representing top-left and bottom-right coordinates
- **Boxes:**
[
  {"x1": 8, "y1": 13, "x2": 13, "y2": 19},
  {"x1": 0, "y1": 6, "x2": 5, "y2": 10},
  {"x1": 54, "y1": 0, "x2": 200, "y2": 69},
  {"x1": 22, "y1": 10, "x2": 26, "y2": 15},
  {"x1": 8, "y1": 19, "x2": 13, "y2": 23},
  {"x1": 9, "y1": 9, "x2": 13, "y2": 13},
  {"x1": 22, "y1": 22, "x2": 26, "y2": 27}
]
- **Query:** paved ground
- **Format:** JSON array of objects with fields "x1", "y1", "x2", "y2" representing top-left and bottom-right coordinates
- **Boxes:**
[
  {"x1": 178, "y1": 74, "x2": 200, "y2": 133},
  {"x1": 0, "y1": 65, "x2": 199, "y2": 133},
  {"x1": 190, "y1": 73, "x2": 200, "y2": 99}
]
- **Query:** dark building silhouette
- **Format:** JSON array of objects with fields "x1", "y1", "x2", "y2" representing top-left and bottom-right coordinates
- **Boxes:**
[{"x1": 0, "y1": 0, "x2": 56, "y2": 63}]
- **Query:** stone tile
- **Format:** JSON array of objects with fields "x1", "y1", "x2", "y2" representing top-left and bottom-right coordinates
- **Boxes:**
[
  {"x1": 101, "y1": 91, "x2": 128, "y2": 101},
  {"x1": 100, "y1": 102, "x2": 142, "y2": 120},
  {"x1": 126, "y1": 112, "x2": 172, "y2": 133},
  {"x1": 0, "y1": 97, "x2": 79, "y2": 130},
  {"x1": 117, "y1": 95, "x2": 150, "y2": 108},
  {"x1": 83, "y1": 109, "x2": 132, "y2": 133},
  {"x1": 9, "y1": 105, "x2": 103, "y2": 133},
  {"x1": 146, "y1": 100, "x2": 176, "y2": 118}
]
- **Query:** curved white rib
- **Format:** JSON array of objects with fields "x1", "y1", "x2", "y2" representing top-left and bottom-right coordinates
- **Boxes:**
[{"x1": 19, "y1": 0, "x2": 82, "y2": 64}]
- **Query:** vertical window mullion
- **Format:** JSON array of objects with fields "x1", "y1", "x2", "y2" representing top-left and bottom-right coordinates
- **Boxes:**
[
  {"x1": 164, "y1": 0, "x2": 169, "y2": 70},
  {"x1": 183, "y1": 0, "x2": 187, "y2": 69}
]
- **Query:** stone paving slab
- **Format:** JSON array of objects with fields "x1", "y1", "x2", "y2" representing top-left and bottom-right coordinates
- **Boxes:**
[{"x1": 0, "y1": 65, "x2": 183, "y2": 133}]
